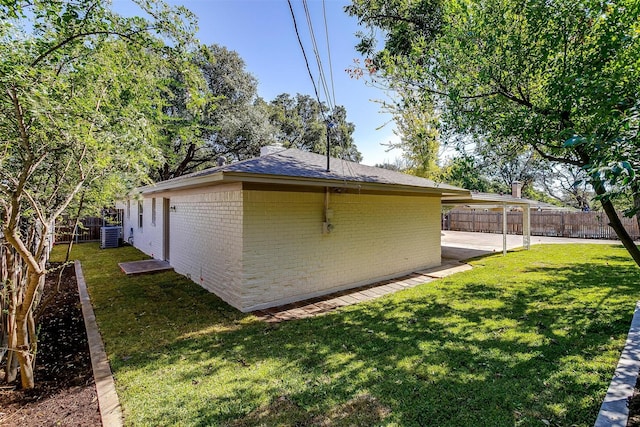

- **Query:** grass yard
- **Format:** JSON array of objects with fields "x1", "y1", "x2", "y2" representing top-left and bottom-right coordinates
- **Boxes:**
[{"x1": 53, "y1": 243, "x2": 640, "y2": 426}]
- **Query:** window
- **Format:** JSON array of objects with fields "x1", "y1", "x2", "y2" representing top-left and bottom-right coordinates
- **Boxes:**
[
  {"x1": 127, "y1": 200, "x2": 130, "y2": 219},
  {"x1": 138, "y1": 201, "x2": 143, "y2": 229},
  {"x1": 151, "y1": 198, "x2": 156, "y2": 226}
]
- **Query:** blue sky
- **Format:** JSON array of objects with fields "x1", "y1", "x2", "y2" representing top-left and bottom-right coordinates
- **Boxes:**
[{"x1": 115, "y1": 0, "x2": 402, "y2": 166}]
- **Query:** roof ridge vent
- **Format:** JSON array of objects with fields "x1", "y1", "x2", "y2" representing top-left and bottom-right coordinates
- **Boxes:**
[{"x1": 260, "y1": 144, "x2": 286, "y2": 157}]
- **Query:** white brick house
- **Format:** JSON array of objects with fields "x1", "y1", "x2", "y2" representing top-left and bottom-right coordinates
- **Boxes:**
[{"x1": 119, "y1": 147, "x2": 468, "y2": 312}]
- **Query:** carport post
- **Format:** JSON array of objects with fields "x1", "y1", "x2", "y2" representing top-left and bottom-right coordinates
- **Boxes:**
[
  {"x1": 523, "y1": 204, "x2": 531, "y2": 249},
  {"x1": 502, "y1": 203, "x2": 507, "y2": 256}
]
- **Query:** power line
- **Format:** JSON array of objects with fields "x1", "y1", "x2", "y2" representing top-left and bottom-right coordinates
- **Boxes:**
[
  {"x1": 322, "y1": 0, "x2": 337, "y2": 110},
  {"x1": 288, "y1": 0, "x2": 357, "y2": 174},
  {"x1": 286, "y1": 0, "x2": 326, "y2": 121},
  {"x1": 302, "y1": 0, "x2": 334, "y2": 112}
]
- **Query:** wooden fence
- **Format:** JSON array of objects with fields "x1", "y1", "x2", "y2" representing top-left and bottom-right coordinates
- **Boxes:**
[
  {"x1": 443, "y1": 209, "x2": 640, "y2": 240},
  {"x1": 55, "y1": 210, "x2": 123, "y2": 243},
  {"x1": 55, "y1": 217, "x2": 103, "y2": 243}
]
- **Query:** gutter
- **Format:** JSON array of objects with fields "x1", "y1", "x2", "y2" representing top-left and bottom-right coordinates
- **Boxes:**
[{"x1": 136, "y1": 171, "x2": 470, "y2": 198}]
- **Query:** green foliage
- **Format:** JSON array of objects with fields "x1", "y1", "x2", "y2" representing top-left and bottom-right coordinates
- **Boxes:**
[
  {"x1": 347, "y1": 0, "x2": 640, "y2": 261},
  {"x1": 390, "y1": 96, "x2": 440, "y2": 178},
  {"x1": 268, "y1": 93, "x2": 362, "y2": 162},
  {"x1": 439, "y1": 154, "x2": 497, "y2": 193},
  {"x1": 155, "y1": 45, "x2": 365, "y2": 180},
  {"x1": 59, "y1": 242, "x2": 640, "y2": 426},
  {"x1": 348, "y1": 0, "x2": 640, "y2": 189},
  {"x1": 0, "y1": 0, "x2": 202, "y2": 388},
  {"x1": 154, "y1": 43, "x2": 274, "y2": 181}
]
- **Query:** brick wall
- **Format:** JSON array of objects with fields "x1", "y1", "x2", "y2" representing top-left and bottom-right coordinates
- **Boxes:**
[
  {"x1": 241, "y1": 190, "x2": 441, "y2": 311},
  {"x1": 166, "y1": 183, "x2": 244, "y2": 309},
  {"x1": 123, "y1": 185, "x2": 442, "y2": 312}
]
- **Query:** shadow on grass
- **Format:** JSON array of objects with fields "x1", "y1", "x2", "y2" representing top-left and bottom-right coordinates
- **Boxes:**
[{"x1": 61, "y1": 243, "x2": 640, "y2": 427}]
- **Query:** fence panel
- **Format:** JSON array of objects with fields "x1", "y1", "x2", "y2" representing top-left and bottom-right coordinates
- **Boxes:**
[
  {"x1": 444, "y1": 209, "x2": 640, "y2": 240},
  {"x1": 55, "y1": 217, "x2": 103, "y2": 243}
]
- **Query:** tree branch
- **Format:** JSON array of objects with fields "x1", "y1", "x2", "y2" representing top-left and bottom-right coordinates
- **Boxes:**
[
  {"x1": 30, "y1": 28, "x2": 155, "y2": 67},
  {"x1": 531, "y1": 144, "x2": 583, "y2": 167}
]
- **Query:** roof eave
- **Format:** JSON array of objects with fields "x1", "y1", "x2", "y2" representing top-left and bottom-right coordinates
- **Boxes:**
[
  {"x1": 137, "y1": 170, "x2": 470, "y2": 197},
  {"x1": 137, "y1": 172, "x2": 225, "y2": 194},
  {"x1": 221, "y1": 172, "x2": 470, "y2": 196}
]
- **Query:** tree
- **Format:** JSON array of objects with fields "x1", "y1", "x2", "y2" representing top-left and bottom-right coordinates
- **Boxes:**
[
  {"x1": 439, "y1": 154, "x2": 495, "y2": 193},
  {"x1": 347, "y1": 0, "x2": 640, "y2": 265},
  {"x1": 474, "y1": 139, "x2": 546, "y2": 193},
  {"x1": 268, "y1": 93, "x2": 362, "y2": 162},
  {"x1": 386, "y1": 92, "x2": 440, "y2": 178},
  {"x1": 541, "y1": 164, "x2": 594, "y2": 211},
  {"x1": 0, "y1": 0, "x2": 201, "y2": 389},
  {"x1": 154, "y1": 44, "x2": 276, "y2": 181}
]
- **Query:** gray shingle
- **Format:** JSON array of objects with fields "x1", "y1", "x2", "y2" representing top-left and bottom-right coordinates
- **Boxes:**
[{"x1": 159, "y1": 148, "x2": 465, "y2": 192}]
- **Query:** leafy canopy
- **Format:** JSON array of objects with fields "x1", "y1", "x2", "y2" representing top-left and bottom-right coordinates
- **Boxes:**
[
  {"x1": 0, "y1": 0, "x2": 204, "y2": 389},
  {"x1": 347, "y1": 0, "x2": 640, "y2": 264}
]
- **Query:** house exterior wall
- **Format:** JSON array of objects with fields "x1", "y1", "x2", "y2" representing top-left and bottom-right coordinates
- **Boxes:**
[
  {"x1": 123, "y1": 184, "x2": 442, "y2": 313},
  {"x1": 241, "y1": 190, "x2": 441, "y2": 311},
  {"x1": 119, "y1": 197, "x2": 165, "y2": 259},
  {"x1": 162, "y1": 183, "x2": 244, "y2": 309},
  {"x1": 121, "y1": 183, "x2": 244, "y2": 309}
]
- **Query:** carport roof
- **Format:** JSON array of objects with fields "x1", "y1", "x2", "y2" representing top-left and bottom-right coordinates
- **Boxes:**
[{"x1": 442, "y1": 191, "x2": 572, "y2": 210}]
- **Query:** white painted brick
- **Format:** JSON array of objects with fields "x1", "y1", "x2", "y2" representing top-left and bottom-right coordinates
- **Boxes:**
[{"x1": 124, "y1": 184, "x2": 442, "y2": 313}]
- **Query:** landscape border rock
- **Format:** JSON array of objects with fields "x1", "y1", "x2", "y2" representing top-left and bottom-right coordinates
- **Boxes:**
[
  {"x1": 75, "y1": 260, "x2": 123, "y2": 427},
  {"x1": 594, "y1": 301, "x2": 640, "y2": 427}
]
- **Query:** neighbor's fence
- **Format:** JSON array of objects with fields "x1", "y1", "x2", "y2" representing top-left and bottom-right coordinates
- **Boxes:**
[
  {"x1": 442, "y1": 209, "x2": 640, "y2": 240},
  {"x1": 55, "y1": 216, "x2": 103, "y2": 243},
  {"x1": 55, "y1": 210, "x2": 124, "y2": 244}
]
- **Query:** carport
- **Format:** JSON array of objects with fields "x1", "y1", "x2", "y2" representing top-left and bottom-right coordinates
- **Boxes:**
[{"x1": 442, "y1": 191, "x2": 534, "y2": 256}]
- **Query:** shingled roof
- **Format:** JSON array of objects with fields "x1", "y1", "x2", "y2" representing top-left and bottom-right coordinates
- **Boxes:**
[{"x1": 139, "y1": 147, "x2": 469, "y2": 196}]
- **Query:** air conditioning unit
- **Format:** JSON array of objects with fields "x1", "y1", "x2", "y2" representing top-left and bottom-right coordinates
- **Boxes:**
[{"x1": 101, "y1": 226, "x2": 121, "y2": 249}]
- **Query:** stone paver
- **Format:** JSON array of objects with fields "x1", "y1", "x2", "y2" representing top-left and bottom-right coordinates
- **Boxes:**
[
  {"x1": 118, "y1": 259, "x2": 172, "y2": 275},
  {"x1": 253, "y1": 263, "x2": 467, "y2": 322}
]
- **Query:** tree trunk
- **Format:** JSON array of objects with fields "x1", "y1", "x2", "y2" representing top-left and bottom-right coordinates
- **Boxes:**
[
  {"x1": 15, "y1": 311, "x2": 34, "y2": 389},
  {"x1": 4, "y1": 250, "x2": 19, "y2": 383},
  {"x1": 594, "y1": 181, "x2": 640, "y2": 267},
  {"x1": 633, "y1": 184, "x2": 640, "y2": 235}
]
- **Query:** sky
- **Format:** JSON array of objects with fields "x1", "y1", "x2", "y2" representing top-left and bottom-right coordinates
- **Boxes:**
[{"x1": 115, "y1": 0, "x2": 403, "y2": 166}]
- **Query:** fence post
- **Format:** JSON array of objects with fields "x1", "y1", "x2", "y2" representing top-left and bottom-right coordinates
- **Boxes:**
[
  {"x1": 502, "y1": 204, "x2": 507, "y2": 256},
  {"x1": 523, "y1": 206, "x2": 531, "y2": 249}
]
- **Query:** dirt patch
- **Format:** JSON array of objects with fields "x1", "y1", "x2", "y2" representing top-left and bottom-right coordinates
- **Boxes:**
[
  {"x1": 229, "y1": 393, "x2": 390, "y2": 427},
  {"x1": 0, "y1": 263, "x2": 101, "y2": 426}
]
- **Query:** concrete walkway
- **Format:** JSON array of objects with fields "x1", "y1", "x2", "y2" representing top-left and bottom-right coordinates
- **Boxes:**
[{"x1": 255, "y1": 231, "x2": 624, "y2": 322}]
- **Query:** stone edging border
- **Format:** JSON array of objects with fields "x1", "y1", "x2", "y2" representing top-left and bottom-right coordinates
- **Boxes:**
[
  {"x1": 75, "y1": 260, "x2": 123, "y2": 427},
  {"x1": 594, "y1": 301, "x2": 640, "y2": 427}
]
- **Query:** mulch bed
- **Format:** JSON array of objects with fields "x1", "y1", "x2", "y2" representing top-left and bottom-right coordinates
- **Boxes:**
[
  {"x1": 628, "y1": 375, "x2": 640, "y2": 426},
  {"x1": 0, "y1": 262, "x2": 101, "y2": 426}
]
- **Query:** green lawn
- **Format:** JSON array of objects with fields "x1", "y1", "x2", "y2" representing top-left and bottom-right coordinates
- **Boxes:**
[{"x1": 53, "y1": 243, "x2": 640, "y2": 426}]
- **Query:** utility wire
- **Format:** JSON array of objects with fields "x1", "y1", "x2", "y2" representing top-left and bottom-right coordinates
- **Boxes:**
[
  {"x1": 287, "y1": 0, "x2": 326, "y2": 121},
  {"x1": 302, "y1": 0, "x2": 334, "y2": 112},
  {"x1": 288, "y1": 0, "x2": 357, "y2": 177},
  {"x1": 322, "y1": 0, "x2": 337, "y2": 110}
]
